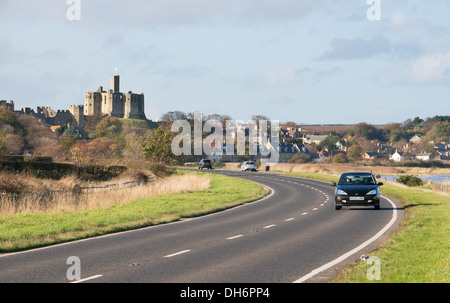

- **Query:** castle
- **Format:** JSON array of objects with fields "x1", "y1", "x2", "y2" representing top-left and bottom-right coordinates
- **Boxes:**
[
  {"x1": 1, "y1": 75, "x2": 146, "y2": 126},
  {"x1": 85, "y1": 75, "x2": 146, "y2": 120}
]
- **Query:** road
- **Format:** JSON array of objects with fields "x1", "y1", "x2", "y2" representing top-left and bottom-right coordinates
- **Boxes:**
[{"x1": 0, "y1": 170, "x2": 402, "y2": 283}]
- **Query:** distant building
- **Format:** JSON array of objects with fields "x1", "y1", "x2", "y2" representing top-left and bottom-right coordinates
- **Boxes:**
[
  {"x1": 409, "y1": 135, "x2": 421, "y2": 144},
  {"x1": 0, "y1": 100, "x2": 15, "y2": 111},
  {"x1": 85, "y1": 75, "x2": 146, "y2": 120},
  {"x1": 390, "y1": 150, "x2": 404, "y2": 162},
  {"x1": 416, "y1": 153, "x2": 434, "y2": 161},
  {"x1": 303, "y1": 135, "x2": 328, "y2": 145},
  {"x1": 364, "y1": 151, "x2": 381, "y2": 160}
]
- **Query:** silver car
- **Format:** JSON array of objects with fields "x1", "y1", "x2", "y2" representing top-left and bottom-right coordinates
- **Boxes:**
[{"x1": 241, "y1": 161, "x2": 257, "y2": 172}]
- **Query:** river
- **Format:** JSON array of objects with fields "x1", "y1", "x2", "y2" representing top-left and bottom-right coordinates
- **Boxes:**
[{"x1": 380, "y1": 175, "x2": 450, "y2": 183}]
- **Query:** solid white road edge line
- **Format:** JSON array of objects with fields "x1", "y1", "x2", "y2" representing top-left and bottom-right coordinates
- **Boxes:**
[
  {"x1": 70, "y1": 274, "x2": 103, "y2": 283},
  {"x1": 293, "y1": 195, "x2": 398, "y2": 283}
]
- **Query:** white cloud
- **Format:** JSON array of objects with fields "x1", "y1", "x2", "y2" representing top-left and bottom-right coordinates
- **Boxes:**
[
  {"x1": 265, "y1": 67, "x2": 298, "y2": 88},
  {"x1": 0, "y1": 0, "x2": 332, "y2": 29},
  {"x1": 318, "y1": 36, "x2": 392, "y2": 60},
  {"x1": 410, "y1": 52, "x2": 450, "y2": 84},
  {"x1": 380, "y1": 51, "x2": 450, "y2": 86}
]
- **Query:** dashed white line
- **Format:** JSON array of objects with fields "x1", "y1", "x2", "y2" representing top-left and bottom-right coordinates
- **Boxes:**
[
  {"x1": 285, "y1": 218, "x2": 295, "y2": 222},
  {"x1": 226, "y1": 235, "x2": 244, "y2": 240},
  {"x1": 164, "y1": 250, "x2": 191, "y2": 258},
  {"x1": 263, "y1": 224, "x2": 276, "y2": 229},
  {"x1": 312, "y1": 208, "x2": 318, "y2": 211},
  {"x1": 301, "y1": 212, "x2": 308, "y2": 216}
]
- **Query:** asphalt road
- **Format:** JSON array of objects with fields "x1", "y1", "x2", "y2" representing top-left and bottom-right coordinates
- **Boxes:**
[{"x1": 0, "y1": 170, "x2": 403, "y2": 283}]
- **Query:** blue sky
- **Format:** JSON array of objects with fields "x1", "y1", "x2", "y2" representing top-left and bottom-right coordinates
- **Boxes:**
[{"x1": 1, "y1": 0, "x2": 450, "y2": 124}]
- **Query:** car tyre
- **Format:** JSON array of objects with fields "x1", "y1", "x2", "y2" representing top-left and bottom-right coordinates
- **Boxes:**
[{"x1": 335, "y1": 205, "x2": 342, "y2": 210}]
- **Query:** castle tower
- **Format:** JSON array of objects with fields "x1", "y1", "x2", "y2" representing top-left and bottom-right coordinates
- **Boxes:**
[
  {"x1": 111, "y1": 75, "x2": 120, "y2": 93},
  {"x1": 84, "y1": 74, "x2": 146, "y2": 120}
]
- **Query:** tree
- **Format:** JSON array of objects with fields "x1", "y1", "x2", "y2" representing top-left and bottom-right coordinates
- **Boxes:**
[
  {"x1": 124, "y1": 133, "x2": 144, "y2": 160},
  {"x1": 88, "y1": 137, "x2": 119, "y2": 159},
  {"x1": 60, "y1": 135, "x2": 77, "y2": 155},
  {"x1": 348, "y1": 123, "x2": 384, "y2": 141},
  {"x1": 427, "y1": 121, "x2": 450, "y2": 143},
  {"x1": 319, "y1": 135, "x2": 340, "y2": 151},
  {"x1": 64, "y1": 125, "x2": 88, "y2": 140},
  {"x1": 142, "y1": 126, "x2": 180, "y2": 164},
  {"x1": 348, "y1": 145, "x2": 364, "y2": 162},
  {"x1": 94, "y1": 116, "x2": 123, "y2": 139},
  {"x1": 160, "y1": 111, "x2": 188, "y2": 123},
  {"x1": 4, "y1": 134, "x2": 24, "y2": 155},
  {"x1": 289, "y1": 153, "x2": 312, "y2": 164},
  {"x1": 333, "y1": 153, "x2": 348, "y2": 164}
]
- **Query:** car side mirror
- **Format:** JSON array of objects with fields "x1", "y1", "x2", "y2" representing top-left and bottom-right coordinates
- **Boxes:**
[
  {"x1": 331, "y1": 182, "x2": 336, "y2": 186},
  {"x1": 378, "y1": 182, "x2": 384, "y2": 186}
]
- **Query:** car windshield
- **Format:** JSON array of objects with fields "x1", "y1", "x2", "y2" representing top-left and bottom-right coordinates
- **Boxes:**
[
  {"x1": 201, "y1": 160, "x2": 210, "y2": 163},
  {"x1": 338, "y1": 173, "x2": 376, "y2": 185}
]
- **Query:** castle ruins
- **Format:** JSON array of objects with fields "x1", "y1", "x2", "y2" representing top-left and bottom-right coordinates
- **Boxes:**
[{"x1": 0, "y1": 75, "x2": 146, "y2": 126}]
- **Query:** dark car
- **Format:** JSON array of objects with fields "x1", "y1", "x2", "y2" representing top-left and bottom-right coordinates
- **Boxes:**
[
  {"x1": 198, "y1": 159, "x2": 212, "y2": 169},
  {"x1": 332, "y1": 172, "x2": 383, "y2": 210}
]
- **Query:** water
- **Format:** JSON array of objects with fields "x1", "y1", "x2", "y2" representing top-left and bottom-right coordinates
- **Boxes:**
[{"x1": 381, "y1": 175, "x2": 450, "y2": 184}]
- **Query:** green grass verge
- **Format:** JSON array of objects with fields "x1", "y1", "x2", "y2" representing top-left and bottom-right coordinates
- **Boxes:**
[
  {"x1": 282, "y1": 171, "x2": 449, "y2": 283},
  {"x1": 0, "y1": 173, "x2": 267, "y2": 253}
]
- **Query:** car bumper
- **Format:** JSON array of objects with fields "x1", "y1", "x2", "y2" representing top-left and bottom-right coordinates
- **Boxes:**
[{"x1": 335, "y1": 196, "x2": 380, "y2": 206}]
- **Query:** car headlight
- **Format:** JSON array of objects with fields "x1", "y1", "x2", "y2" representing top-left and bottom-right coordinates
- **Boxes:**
[
  {"x1": 366, "y1": 189, "x2": 377, "y2": 195},
  {"x1": 337, "y1": 189, "x2": 348, "y2": 195}
]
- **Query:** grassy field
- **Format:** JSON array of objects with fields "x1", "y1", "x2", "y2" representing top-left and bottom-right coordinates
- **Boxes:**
[
  {"x1": 282, "y1": 171, "x2": 449, "y2": 283},
  {"x1": 0, "y1": 172, "x2": 267, "y2": 253}
]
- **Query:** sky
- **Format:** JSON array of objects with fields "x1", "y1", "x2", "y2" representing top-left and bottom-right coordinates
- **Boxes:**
[{"x1": 1, "y1": 0, "x2": 450, "y2": 125}]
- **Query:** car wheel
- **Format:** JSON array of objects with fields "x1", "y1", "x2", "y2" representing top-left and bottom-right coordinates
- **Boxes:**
[
  {"x1": 335, "y1": 205, "x2": 342, "y2": 210},
  {"x1": 374, "y1": 204, "x2": 380, "y2": 210}
]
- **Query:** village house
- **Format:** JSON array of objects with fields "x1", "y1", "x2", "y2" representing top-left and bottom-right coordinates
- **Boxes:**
[
  {"x1": 364, "y1": 151, "x2": 382, "y2": 160},
  {"x1": 303, "y1": 135, "x2": 328, "y2": 145},
  {"x1": 416, "y1": 153, "x2": 434, "y2": 161},
  {"x1": 409, "y1": 135, "x2": 422, "y2": 144},
  {"x1": 389, "y1": 150, "x2": 404, "y2": 162}
]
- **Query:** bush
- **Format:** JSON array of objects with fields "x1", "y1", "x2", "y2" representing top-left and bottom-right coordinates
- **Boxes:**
[
  {"x1": 396, "y1": 175, "x2": 424, "y2": 187},
  {"x1": 147, "y1": 162, "x2": 175, "y2": 177}
]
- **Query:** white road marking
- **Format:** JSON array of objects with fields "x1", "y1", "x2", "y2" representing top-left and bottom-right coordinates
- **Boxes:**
[
  {"x1": 312, "y1": 208, "x2": 318, "y2": 211},
  {"x1": 164, "y1": 250, "x2": 191, "y2": 258},
  {"x1": 226, "y1": 235, "x2": 244, "y2": 240},
  {"x1": 263, "y1": 224, "x2": 276, "y2": 229},
  {"x1": 294, "y1": 195, "x2": 399, "y2": 283},
  {"x1": 301, "y1": 212, "x2": 308, "y2": 216},
  {"x1": 285, "y1": 218, "x2": 295, "y2": 222},
  {"x1": 70, "y1": 275, "x2": 103, "y2": 283}
]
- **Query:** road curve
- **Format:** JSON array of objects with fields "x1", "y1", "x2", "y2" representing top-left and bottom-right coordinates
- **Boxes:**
[{"x1": 0, "y1": 169, "x2": 403, "y2": 283}]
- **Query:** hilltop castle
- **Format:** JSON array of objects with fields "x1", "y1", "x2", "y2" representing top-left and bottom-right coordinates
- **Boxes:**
[
  {"x1": 1, "y1": 75, "x2": 146, "y2": 127},
  {"x1": 85, "y1": 75, "x2": 146, "y2": 120}
]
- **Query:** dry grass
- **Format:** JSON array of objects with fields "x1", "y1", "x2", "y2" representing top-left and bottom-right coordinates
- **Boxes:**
[
  {"x1": 269, "y1": 163, "x2": 450, "y2": 176},
  {"x1": 0, "y1": 173, "x2": 210, "y2": 216},
  {"x1": 0, "y1": 171, "x2": 82, "y2": 194}
]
